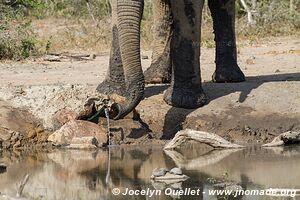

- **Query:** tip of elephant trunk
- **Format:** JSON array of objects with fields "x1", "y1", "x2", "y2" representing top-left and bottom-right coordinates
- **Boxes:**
[
  {"x1": 110, "y1": 103, "x2": 123, "y2": 120},
  {"x1": 110, "y1": 94, "x2": 143, "y2": 120}
]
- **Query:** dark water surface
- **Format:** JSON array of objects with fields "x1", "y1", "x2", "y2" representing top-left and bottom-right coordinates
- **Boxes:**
[{"x1": 1, "y1": 145, "x2": 300, "y2": 200}]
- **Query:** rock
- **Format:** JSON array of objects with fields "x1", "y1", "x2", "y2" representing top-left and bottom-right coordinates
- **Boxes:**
[
  {"x1": 71, "y1": 137, "x2": 98, "y2": 146},
  {"x1": 152, "y1": 168, "x2": 168, "y2": 177},
  {"x1": 0, "y1": 163, "x2": 7, "y2": 173},
  {"x1": 26, "y1": 128, "x2": 37, "y2": 139},
  {"x1": 89, "y1": 54, "x2": 96, "y2": 59},
  {"x1": 67, "y1": 143, "x2": 98, "y2": 149},
  {"x1": 152, "y1": 172, "x2": 189, "y2": 182},
  {"x1": 246, "y1": 58, "x2": 255, "y2": 65},
  {"x1": 142, "y1": 55, "x2": 149, "y2": 59},
  {"x1": 13, "y1": 140, "x2": 21, "y2": 149},
  {"x1": 98, "y1": 117, "x2": 149, "y2": 145},
  {"x1": 52, "y1": 109, "x2": 78, "y2": 129},
  {"x1": 10, "y1": 132, "x2": 20, "y2": 143},
  {"x1": 0, "y1": 127, "x2": 13, "y2": 141},
  {"x1": 170, "y1": 167, "x2": 183, "y2": 175},
  {"x1": 0, "y1": 100, "x2": 45, "y2": 149},
  {"x1": 214, "y1": 182, "x2": 243, "y2": 192},
  {"x1": 48, "y1": 120, "x2": 108, "y2": 147}
]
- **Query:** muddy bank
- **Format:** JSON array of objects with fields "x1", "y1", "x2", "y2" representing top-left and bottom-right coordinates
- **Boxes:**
[
  {"x1": 0, "y1": 79, "x2": 299, "y2": 149},
  {"x1": 0, "y1": 100, "x2": 52, "y2": 150},
  {"x1": 0, "y1": 37, "x2": 299, "y2": 148}
]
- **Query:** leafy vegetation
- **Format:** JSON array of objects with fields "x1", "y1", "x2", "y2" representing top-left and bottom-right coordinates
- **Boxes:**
[{"x1": 0, "y1": 1, "x2": 40, "y2": 59}]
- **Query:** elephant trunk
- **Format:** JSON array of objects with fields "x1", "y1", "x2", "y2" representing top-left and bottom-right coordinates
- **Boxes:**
[{"x1": 112, "y1": 0, "x2": 144, "y2": 120}]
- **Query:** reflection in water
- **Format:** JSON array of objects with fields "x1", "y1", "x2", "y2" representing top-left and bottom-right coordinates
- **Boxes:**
[{"x1": 0, "y1": 146, "x2": 300, "y2": 200}]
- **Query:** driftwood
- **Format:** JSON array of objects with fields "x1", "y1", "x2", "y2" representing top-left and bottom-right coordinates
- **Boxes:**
[
  {"x1": 263, "y1": 131, "x2": 300, "y2": 147},
  {"x1": 268, "y1": 146, "x2": 300, "y2": 157},
  {"x1": 164, "y1": 129, "x2": 245, "y2": 150},
  {"x1": 239, "y1": 0, "x2": 256, "y2": 25},
  {"x1": 43, "y1": 53, "x2": 96, "y2": 62},
  {"x1": 16, "y1": 175, "x2": 29, "y2": 198},
  {"x1": 151, "y1": 173, "x2": 189, "y2": 182},
  {"x1": 164, "y1": 149, "x2": 241, "y2": 170}
]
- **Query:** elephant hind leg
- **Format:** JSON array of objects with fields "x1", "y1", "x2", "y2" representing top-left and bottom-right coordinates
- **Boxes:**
[
  {"x1": 97, "y1": 1, "x2": 126, "y2": 96},
  {"x1": 209, "y1": 0, "x2": 245, "y2": 83},
  {"x1": 144, "y1": 0, "x2": 172, "y2": 84}
]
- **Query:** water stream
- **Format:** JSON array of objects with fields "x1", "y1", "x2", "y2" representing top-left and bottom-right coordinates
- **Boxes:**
[{"x1": 1, "y1": 145, "x2": 300, "y2": 200}]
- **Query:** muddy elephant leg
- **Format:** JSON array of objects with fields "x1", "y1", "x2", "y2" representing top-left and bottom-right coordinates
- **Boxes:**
[
  {"x1": 164, "y1": 0, "x2": 207, "y2": 109},
  {"x1": 209, "y1": 0, "x2": 245, "y2": 83},
  {"x1": 96, "y1": 0, "x2": 126, "y2": 96},
  {"x1": 144, "y1": 0, "x2": 172, "y2": 84}
]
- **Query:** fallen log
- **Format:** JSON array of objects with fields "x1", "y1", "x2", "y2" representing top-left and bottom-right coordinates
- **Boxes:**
[
  {"x1": 16, "y1": 175, "x2": 29, "y2": 198},
  {"x1": 263, "y1": 131, "x2": 300, "y2": 147},
  {"x1": 164, "y1": 149, "x2": 241, "y2": 170},
  {"x1": 43, "y1": 53, "x2": 96, "y2": 62},
  {"x1": 164, "y1": 129, "x2": 245, "y2": 150}
]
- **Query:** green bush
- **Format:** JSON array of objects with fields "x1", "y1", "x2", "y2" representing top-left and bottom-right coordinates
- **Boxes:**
[
  {"x1": 237, "y1": 0, "x2": 300, "y2": 36},
  {"x1": 0, "y1": 1, "x2": 42, "y2": 60},
  {"x1": 0, "y1": 20, "x2": 38, "y2": 60}
]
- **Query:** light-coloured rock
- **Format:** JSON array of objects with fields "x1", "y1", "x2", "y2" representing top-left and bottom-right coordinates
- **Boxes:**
[
  {"x1": 152, "y1": 168, "x2": 168, "y2": 177},
  {"x1": 152, "y1": 172, "x2": 189, "y2": 182},
  {"x1": 170, "y1": 168, "x2": 183, "y2": 175},
  {"x1": 69, "y1": 137, "x2": 98, "y2": 149},
  {"x1": 98, "y1": 117, "x2": 149, "y2": 145},
  {"x1": 0, "y1": 127, "x2": 13, "y2": 141},
  {"x1": 52, "y1": 108, "x2": 78, "y2": 129},
  {"x1": 67, "y1": 143, "x2": 98, "y2": 149},
  {"x1": 48, "y1": 120, "x2": 107, "y2": 147}
]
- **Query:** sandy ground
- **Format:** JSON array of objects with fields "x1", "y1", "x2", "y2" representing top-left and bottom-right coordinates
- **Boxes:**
[{"x1": 0, "y1": 36, "x2": 299, "y2": 145}]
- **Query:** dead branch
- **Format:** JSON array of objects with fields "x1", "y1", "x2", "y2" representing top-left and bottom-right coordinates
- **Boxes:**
[
  {"x1": 164, "y1": 129, "x2": 245, "y2": 150},
  {"x1": 16, "y1": 174, "x2": 29, "y2": 198},
  {"x1": 43, "y1": 53, "x2": 96, "y2": 62},
  {"x1": 263, "y1": 131, "x2": 300, "y2": 147},
  {"x1": 86, "y1": 0, "x2": 99, "y2": 27},
  {"x1": 164, "y1": 149, "x2": 241, "y2": 170},
  {"x1": 240, "y1": 0, "x2": 256, "y2": 25}
]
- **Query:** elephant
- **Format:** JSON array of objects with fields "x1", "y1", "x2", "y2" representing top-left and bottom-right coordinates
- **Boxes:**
[{"x1": 96, "y1": 0, "x2": 245, "y2": 120}]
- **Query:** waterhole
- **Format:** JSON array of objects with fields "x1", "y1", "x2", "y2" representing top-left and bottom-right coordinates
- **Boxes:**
[{"x1": 0, "y1": 145, "x2": 300, "y2": 199}]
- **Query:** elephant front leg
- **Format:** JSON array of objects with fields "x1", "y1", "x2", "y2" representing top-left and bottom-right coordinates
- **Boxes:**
[
  {"x1": 96, "y1": 0, "x2": 126, "y2": 96},
  {"x1": 209, "y1": 0, "x2": 245, "y2": 83},
  {"x1": 164, "y1": 0, "x2": 207, "y2": 109},
  {"x1": 144, "y1": 0, "x2": 172, "y2": 84}
]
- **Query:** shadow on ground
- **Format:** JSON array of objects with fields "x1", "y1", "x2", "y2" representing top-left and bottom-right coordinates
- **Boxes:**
[{"x1": 143, "y1": 73, "x2": 300, "y2": 139}]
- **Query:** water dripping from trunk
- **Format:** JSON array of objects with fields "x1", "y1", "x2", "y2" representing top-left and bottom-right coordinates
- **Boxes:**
[
  {"x1": 104, "y1": 107, "x2": 112, "y2": 187},
  {"x1": 104, "y1": 107, "x2": 111, "y2": 146}
]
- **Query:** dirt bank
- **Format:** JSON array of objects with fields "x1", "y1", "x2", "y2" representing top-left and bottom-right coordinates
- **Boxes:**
[{"x1": 0, "y1": 36, "x2": 299, "y2": 147}]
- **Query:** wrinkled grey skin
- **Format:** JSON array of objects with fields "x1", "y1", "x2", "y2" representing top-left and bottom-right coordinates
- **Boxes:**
[{"x1": 97, "y1": 0, "x2": 245, "y2": 119}]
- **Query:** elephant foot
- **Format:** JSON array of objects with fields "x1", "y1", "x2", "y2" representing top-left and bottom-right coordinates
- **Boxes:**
[
  {"x1": 96, "y1": 79, "x2": 126, "y2": 97},
  {"x1": 212, "y1": 64, "x2": 245, "y2": 83},
  {"x1": 163, "y1": 86, "x2": 207, "y2": 109},
  {"x1": 144, "y1": 61, "x2": 171, "y2": 84}
]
